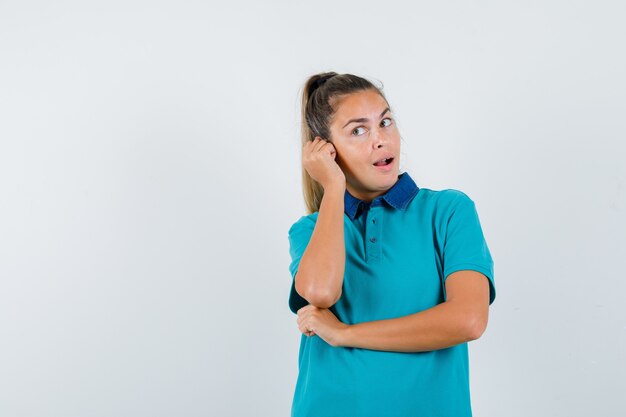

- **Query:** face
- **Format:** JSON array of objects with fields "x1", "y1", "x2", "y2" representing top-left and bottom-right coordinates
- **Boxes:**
[{"x1": 327, "y1": 89, "x2": 401, "y2": 202}]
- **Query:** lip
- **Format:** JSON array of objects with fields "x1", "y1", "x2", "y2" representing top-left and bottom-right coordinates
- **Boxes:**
[
  {"x1": 372, "y1": 154, "x2": 394, "y2": 165},
  {"x1": 372, "y1": 157, "x2": 395, "y2": 172}
]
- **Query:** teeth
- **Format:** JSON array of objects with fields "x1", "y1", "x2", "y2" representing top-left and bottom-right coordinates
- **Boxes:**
[
  {"x1": 374, "y1": 158, "x2": 392, "y2": 166},
  {"x1": 373, "y1": 156, "x2": 393, "y2": 166}
]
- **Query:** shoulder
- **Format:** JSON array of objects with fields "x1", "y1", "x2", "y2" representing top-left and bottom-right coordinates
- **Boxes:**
[
  {"x1": 287, "y1": 212, "x2": 320, "y2": 251},
  {"x1": 288, "y1": 212, "x2": 319, "y2": 236},
  {"x1": 437, "y1": 188, "x2": 475, "y2": 206},
  {"x1": 413, "y1": 187, "x2": 475, "y2": 210}
]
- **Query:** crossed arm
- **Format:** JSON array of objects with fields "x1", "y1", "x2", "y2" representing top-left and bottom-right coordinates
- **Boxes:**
[{"x1": 333, "y1": 270, "x2": 491, "y2": 352}]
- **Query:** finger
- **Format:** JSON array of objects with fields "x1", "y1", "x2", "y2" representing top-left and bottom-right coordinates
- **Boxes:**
[
  {"x1": 296, "y1": 310, "x2": 309, "y2": 325},
  {"x1": 305, "y1": 137, "x2": 320, "y2": 148},
  {"x1": 303, "y1": 138, "x2": 319, "y2": 154},
  {"x1": 298, "y1": 304, "x2": 315, "y2": 313},
  {"x1": 299, "y1": 323, "x2": 312, "y2": 336},
  {"x1": 318, "y1": 141, "x2": 333, "y2": 152},
  {"x1": 306, "y1": 136, "x2": 322, "y2": 148},
  {"x1": 321, "y1": 143, "x2": 338, "y2": 160},
  {"x1": 297, "y1": 312, "x2": 309, "y2": 325},
  {"x1": 326, "y1": 144, "x2": 337, "y2": 158},
  {"x1": 303, "y1": 139, "x2": 326, "y2": 158},
  {"x1": 312, "y1": 137, "x2": 330, "y2": 153}
]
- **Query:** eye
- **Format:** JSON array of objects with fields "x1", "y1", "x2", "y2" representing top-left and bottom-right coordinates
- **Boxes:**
[
  {"x1": 381, "y1": 117, "x2": 393, "y2": 127},
  {"x1": 352, "y1": 126, "x2": 367, "y2": 136}
]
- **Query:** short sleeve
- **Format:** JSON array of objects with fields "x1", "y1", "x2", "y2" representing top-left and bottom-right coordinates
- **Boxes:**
[
  {"x1": 442, "y1": 192, "x2": 496, "y2": 305},
  {"x1": 287, "y1": 215, "x2": 316, "y2": 314}
]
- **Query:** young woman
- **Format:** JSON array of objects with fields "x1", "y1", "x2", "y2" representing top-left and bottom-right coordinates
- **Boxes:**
[{"x1": 287, "y1": 72, "x2": 497, "y2": 417}]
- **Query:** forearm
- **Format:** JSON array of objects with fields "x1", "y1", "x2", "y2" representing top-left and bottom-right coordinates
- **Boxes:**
[
  {"x1": 296, "y1": 183, "x2": 346, "y2": 307},
  {"x1": 340, "y1": 300, "x2": 479, "y2": 352}
]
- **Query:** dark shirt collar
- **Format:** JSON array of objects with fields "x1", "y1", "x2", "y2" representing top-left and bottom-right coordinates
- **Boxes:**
[{"x1": 343, "y1": 171, "x2": 420, "y2": 220}]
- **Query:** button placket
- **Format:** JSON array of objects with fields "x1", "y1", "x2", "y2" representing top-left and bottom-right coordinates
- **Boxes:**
[{"x1": 365, "y1": 206, "x2": 382, "y2": 262}]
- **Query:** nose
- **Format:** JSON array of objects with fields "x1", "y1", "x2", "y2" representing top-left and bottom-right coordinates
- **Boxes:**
[{"x1": 371, "y1": 126, "x2": 388, "y2": 148}]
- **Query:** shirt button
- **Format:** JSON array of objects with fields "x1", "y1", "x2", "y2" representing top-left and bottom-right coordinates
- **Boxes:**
[
  {"x1": 372, "y1": 219, "x2": 376, "y2": 223},
  {"x1": 370, "y1": 237, "x2": 377, "y2": 243}
]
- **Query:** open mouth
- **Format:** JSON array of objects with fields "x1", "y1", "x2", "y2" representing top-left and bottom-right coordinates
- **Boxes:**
[{"x1": 373, "y1": 157, "x2": 394, "y2": 167}]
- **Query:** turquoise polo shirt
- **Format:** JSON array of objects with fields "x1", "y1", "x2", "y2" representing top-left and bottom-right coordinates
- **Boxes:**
[{"x1": 287, "y1": 171, "x2": 496, "y2": 417}]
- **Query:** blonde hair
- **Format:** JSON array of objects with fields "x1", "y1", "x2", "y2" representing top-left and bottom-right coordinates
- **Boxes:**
[{"x1": 299, "y1": 72, "x2": 389, "y2": 214}]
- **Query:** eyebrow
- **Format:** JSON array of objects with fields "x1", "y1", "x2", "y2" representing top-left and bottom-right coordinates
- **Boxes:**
[{"x1": 342, "y1": 107, "x2": 391, "y2": 128}]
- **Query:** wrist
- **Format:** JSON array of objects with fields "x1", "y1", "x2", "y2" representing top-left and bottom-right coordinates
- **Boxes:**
[
  {"x1": 323, "y1": 180, "x2": 345, "y2": 195},
  {"x1": 337, "y1": 323, "x2": 352, "y2": 347}
]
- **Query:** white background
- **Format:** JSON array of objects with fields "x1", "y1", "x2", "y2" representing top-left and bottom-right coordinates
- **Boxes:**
[{"x1": 1, "y1": 1, "x2": 624, "y2": 416}]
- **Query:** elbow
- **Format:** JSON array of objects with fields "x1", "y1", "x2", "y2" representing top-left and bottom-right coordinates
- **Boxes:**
[
  {"x1": 466, "y1": 315, "x2": 488, "y2": 341},
  {"x1": 295, "y1": 269, "x2": 343, "y2": 309},
  {"x1": 306, "y1": 288, "x2": 342, "y2": 309}
]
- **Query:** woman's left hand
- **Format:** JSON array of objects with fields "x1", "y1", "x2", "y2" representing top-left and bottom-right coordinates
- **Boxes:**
[{"x1": 296, "y1": 305, "x2": 350, "y2": 347}]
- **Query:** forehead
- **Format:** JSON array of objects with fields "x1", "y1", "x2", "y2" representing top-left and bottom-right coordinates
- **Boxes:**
[{"x1": 332, "y1": 90, "x2": 388, "y2": 119}]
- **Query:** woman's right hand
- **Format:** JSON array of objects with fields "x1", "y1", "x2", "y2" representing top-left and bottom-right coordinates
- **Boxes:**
[{"x1": 302, "y1": 137, "x2": 346, "y2": 190}]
